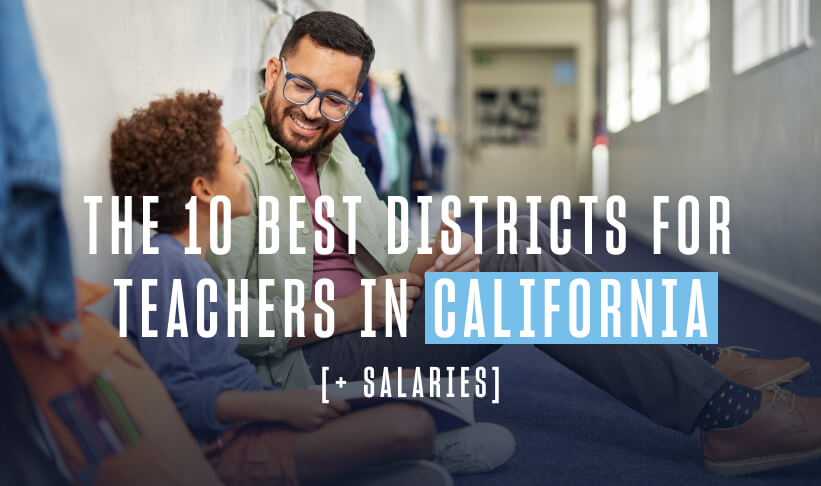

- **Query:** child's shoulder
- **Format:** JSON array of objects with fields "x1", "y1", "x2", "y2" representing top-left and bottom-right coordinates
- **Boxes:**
[{"x1": 125, "y1": 234, "x2": 213, "y2": 283}]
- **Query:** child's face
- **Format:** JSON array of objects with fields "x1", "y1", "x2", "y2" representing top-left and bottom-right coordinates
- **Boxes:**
[{"x1": 212, "y1": 127, "x2": 252, "y2": 218}]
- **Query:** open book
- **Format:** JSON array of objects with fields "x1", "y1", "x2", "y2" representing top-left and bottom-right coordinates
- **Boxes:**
[{"x1": 312, "y1": 377, "x2": 475, "y2": 432}]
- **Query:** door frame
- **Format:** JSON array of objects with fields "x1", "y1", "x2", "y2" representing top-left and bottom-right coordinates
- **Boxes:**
[{"x1": 457, "y1": 1, "x2": 597, "y2": 204}]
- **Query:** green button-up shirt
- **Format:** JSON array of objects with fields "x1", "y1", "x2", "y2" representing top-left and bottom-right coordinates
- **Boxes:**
[{"x1": 207, "y1": 93, "x2": 419, "y2": 389}]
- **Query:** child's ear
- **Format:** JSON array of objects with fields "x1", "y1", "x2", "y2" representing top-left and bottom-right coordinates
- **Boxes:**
[{"x1": 190, "y1": 176, "x2": 213, "y2": 205}]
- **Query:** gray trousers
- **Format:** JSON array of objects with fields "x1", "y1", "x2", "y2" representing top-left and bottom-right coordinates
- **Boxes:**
[{"x1": 303, "y1": 217, "x2": 727, "y2": 433}]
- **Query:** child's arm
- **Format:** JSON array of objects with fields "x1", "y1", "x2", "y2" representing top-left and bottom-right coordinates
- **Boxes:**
[
  {"x1": 127, "y1": 262, "x2": 233, "y2": 438},
  {"x1": 215, "y1": 389, "x2": 350, "y2": 430}
]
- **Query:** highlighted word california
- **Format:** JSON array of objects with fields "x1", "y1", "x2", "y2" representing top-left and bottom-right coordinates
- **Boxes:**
[{"x1": 424, "y1": 272, "x2": 718, "y2": 344}]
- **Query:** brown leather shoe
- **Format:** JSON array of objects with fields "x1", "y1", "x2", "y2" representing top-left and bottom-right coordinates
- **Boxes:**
[
  {"x1": 713, "y1": 346, "x2": 811, "y2": 390},
  {"x1": 703, "y1": 388, "x2": 821, "y2": 475}
]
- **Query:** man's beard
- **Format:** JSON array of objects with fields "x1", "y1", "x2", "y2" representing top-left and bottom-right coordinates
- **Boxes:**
[{"x1": 264, "y1": 94, "x2": 339, "y2": 158}]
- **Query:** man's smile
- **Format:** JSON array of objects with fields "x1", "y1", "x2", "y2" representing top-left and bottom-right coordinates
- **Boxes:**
[{"x1": 290, "y1": 112, "x2": 322, "y2": 135}]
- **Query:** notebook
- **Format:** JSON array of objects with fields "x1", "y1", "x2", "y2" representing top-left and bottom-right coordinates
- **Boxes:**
[{"x1": 313, "y1": 376, "x2": 475, "y2": 432}]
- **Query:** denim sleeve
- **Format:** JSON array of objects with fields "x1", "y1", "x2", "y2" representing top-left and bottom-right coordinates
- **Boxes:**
[
  {"x1": 1, "y1": 0, "x2": 62, "y2": 192},
  {"x1": 0, "y1": 0, "x2": 76, "y2": 323}
]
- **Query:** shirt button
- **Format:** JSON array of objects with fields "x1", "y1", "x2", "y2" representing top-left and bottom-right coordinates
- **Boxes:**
[
  {"x1": 302, "y1": 228, "x2": 309, "y2": 235},
  {"x1": 289, "y1": 174, "x2": 295, "y2": 181}
]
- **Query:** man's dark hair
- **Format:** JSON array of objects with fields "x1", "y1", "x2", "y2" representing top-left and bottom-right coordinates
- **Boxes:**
[
  {"x1": 279, "y1": 11, "x2": 375, "y2": 90},
  {"x1": 110, "y1": 91, "x2": 223, "y2": 234}
]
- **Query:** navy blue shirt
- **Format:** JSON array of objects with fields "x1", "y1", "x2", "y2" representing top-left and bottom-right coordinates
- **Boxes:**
[{"x1": 114, "y1": 233, "x2": 273, "y2": 444}]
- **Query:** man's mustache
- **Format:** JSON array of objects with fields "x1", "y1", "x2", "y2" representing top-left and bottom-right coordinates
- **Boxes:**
[{"x1": 287, "y1": 107, "x2": 327, "y2": 129}]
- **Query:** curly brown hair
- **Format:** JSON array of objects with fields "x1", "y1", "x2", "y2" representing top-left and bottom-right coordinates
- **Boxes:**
[{"x1": 110, "y1": 91, "x2": 223, "y2": 234}]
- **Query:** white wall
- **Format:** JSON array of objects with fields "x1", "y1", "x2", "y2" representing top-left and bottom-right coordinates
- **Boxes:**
[
  {"x1": 607, "y1": 2, "x2": 821, "y2": 322},
  {"x1": 23, "y1": 0, "x2": 457, "y2": 316},
  {"x1": 24, "y1": 0, "x2": 277, "y2": 315}
]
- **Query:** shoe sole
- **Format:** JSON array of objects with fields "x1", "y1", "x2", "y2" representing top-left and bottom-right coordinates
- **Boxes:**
[
  {"x1": 755, "y1": 361, "x2": 812, "y2": 390},
  {"x1": 705, "y1": 444, "x2": 821, "y2": 476},
  {"x1": 433, "y1": 422, "x2": 516, "y2": 474},
  {"x1": 338, "y1": 459, "x2": 454, "y2": 486}
]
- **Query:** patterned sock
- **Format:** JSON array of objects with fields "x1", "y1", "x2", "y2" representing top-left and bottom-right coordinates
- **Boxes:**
[
  {"x1": 683, "y1": 344, "x2": 721, "y2": 365},
  {"x1": 697, "y1": 381, "x2": 762, "y2": 429}
]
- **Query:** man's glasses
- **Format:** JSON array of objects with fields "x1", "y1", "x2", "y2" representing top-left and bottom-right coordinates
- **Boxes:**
[{"x1": 281, "y1": 59, "x2": 358, "y2": 122}]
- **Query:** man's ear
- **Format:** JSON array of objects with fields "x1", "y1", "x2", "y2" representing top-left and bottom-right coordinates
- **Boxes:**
[
  {"x1": 190, "y1": 176, "x2": 213, "y2": 206},
  {"x1": 265, "y1": 57, "x2": 282, "y2": 93},
  {"x1": 354, "y1": 91, "x2": 363, "y2": 105}
]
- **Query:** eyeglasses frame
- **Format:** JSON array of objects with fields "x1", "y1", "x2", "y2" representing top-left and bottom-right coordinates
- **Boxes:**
[{"x1": 280, "y1": 58, "x2": 359, "y2": 122}]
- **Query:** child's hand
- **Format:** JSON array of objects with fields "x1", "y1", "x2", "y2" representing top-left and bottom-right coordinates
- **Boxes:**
[{"x1": 270, "y1": 389, "x2": 351, "y2": 430}]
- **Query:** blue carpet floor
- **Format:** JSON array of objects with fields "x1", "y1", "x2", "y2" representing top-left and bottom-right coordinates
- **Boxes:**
[{"x1": 454, "y1": 211, "x2": 821, "y2": 485}]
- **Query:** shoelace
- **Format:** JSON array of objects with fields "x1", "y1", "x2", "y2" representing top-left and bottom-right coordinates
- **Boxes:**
[
  {"x1": 770, "y1": 386, "x2": 798, "y2": 414},
  {"x1": 717, "y1": 345, "x2": 762, "y2": 361},
  {"x1": 433, "y1": 440, "x2": 473, "y2": 465}
]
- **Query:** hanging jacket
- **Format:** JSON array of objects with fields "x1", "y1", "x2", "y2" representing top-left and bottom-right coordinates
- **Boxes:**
[
  {"x1": 398, "y1": 73, "x2": 429, "y2": 201},
  {"x1": 0, "y1": 0, "x2": 76, "y2": 324},
  {"x1": 340, "y1": 78, "x2": 383, "y2": 191},
  {"x1": 370, "y1": 82, "x2": 400, "y2": 194},
  {"x1": 430, "y1": 119, "x2": 447, "y2": 192},
  {"x1": 383, "y1": 92, "x2": 412, "y2": 205}
]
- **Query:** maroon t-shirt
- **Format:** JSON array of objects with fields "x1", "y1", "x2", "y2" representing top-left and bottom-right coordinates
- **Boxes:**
[{"x1": 291, "y1": 155, "x2": 362, "y2": 299}]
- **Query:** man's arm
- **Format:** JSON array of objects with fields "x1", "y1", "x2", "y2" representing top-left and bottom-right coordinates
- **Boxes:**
[
  {"x1": 207, "y1": 168, "x2": 293, "y2": 358},
  {"x1": 285, "y1": 271, "x2": 424, "y2": 347},
  {"x1": 352, "y1": 154, "x2": 477, "y2": 277},
  {"x1": 285, "y1": 294, "x2": 363, "y2": 348},
  {"x1": 208, "y1": 205, "x2": 414, "y2": 350}
]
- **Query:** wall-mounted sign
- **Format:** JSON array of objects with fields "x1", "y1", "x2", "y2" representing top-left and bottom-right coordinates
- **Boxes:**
[{"x1": 475, "y1": 88, "x2": 542, "y2": 146}]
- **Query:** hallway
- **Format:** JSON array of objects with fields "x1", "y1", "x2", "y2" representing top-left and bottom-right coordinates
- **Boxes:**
[{"x1": 464, "y1": 211, "x2": 821, "y2": 484}]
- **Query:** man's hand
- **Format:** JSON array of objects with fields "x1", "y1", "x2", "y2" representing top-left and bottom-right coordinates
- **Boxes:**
[
  {"x1": 429, "y1": 213, "x2": 480, "y2": 273},
  {"x1": 369, "y1": 272, "x2": 423, "y2": 328},
  {"x1": 335, "y1": 272, "x2": 424, "y2": 332},
  {"x1": 268, "y1": 389, "x2": 350, "y2": 430}
]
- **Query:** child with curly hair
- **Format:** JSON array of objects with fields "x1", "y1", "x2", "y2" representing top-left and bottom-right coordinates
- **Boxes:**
[{"x1": 110, "y1": 91, "x2": 458, "y2": 486}]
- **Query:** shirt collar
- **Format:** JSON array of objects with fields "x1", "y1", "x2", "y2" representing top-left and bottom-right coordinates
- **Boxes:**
[{"x1": 248, "y1": 92, "x2": 335, "y2": 169}]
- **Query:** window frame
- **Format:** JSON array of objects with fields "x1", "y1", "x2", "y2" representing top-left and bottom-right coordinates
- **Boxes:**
[
  {"x1": 667, "y1": 0, "x2": 711, "y2": 104},
  {"x1": 630, "y1": 0, "x2": 662, "y2": 123},
  {"x1": 732, "y1": 0, "x2": 812, "y2": 75},
  {"x1": 607, "y1": 0, "x2": 632, "y2": 133}
]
